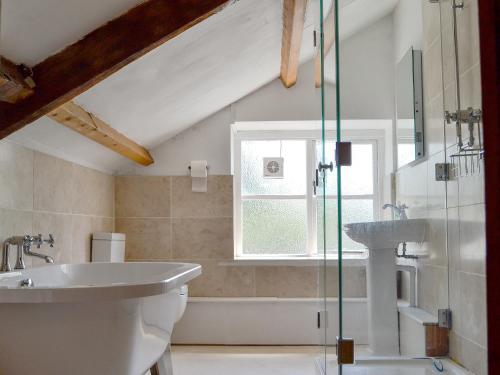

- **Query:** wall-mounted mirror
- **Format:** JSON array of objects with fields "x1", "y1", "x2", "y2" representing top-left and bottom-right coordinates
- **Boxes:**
[{"x1": 396, "y1": 48, "x2": 424, "y2": 169}]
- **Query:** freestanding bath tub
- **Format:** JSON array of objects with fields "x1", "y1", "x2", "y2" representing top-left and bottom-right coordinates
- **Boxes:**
[{"x1": 0, "y1": 262, "x2": 201, "y2": 375}]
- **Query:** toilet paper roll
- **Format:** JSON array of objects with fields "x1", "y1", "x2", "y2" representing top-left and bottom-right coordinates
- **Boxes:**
[
  {"x1": 190, "y1": 160, "x2": 207, "y2": 178},
  {"x1": 190, "y1": 160, "x2": 207, "y2": 192}
]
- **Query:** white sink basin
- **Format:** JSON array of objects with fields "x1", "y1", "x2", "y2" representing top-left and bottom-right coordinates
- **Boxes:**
[
  {"x1": 0, "y1": 262, "x2": 201, "y2": 375},
  {"x1": 344, "y1": 219, "x2": 427, "y2": 250}
]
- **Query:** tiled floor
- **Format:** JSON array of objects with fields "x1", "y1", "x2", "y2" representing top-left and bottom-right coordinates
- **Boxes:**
[{"x1": 171, "y1": 346, "x2": 323, "y2": 375}]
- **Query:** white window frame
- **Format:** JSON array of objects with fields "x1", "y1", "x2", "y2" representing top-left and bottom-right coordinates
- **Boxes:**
[{"x1": 232, "y1": 124, "x2": 385, "y2": 259}]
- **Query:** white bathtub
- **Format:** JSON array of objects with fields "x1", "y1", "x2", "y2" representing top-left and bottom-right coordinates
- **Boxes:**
[{"x1": 0, "y1": 262, "x2": 201, "y2": 375}]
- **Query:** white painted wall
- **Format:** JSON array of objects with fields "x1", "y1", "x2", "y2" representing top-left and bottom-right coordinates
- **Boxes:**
[
  {"x1": 119, "y1": 15, "x2": 396, "y2": 176},
  {"x1": 392, "y1": 0, "x2": 423, "y2": 63}
]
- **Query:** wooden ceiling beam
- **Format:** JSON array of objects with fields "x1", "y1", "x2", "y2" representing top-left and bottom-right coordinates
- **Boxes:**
[
  {"x1": 0, "y1": 0, "x2": 230, "y2": 139},
  {"x1": 0, "y1": 56, "x2": 35, "y2": 103},
  {"x1": 48, "y1": 101, "x2": 154, "y2": 166},
  {"x1": 280, "y1": 0, "x2": 308, "y2": 88}
]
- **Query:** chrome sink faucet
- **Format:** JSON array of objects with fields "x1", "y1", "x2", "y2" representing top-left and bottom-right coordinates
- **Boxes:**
[
  {"x1": 382, "y1": 202, "x2": 408, "y2": 220},
  {"x1": 1, "y1": 234, "x2": 55, "y2": 272}
]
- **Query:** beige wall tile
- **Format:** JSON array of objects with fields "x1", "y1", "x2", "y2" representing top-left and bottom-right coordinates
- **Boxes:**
[
  {"x1": 458, "y1": 271, "x2": 487, "y2": 347},
  {"x1": 324, "y1": 266, "x2": 367, "y2": 298},
  {"x1": 71, "y1": 215, "x2": 93, "y2": 263},
  {"x1": 116, "y1": 218, "x2": 171, "y2": 260},
  {"x1": 459, "y1": 203, "x2": 485, "y2": 275},
  {"x1": 439, "y1": 0, "x2": 454, "y2": 30},
  {"x1": 187, "y1": 260, "x2": 254, "y2": 297},
  {"x1": 423, "y1": 38, "x2": 443, "y2": 103},
  {"x1": 420, "y1": 209, "x2": 448, "y2": 266},
  {"x1": 72, "y1": 164, "x2": 114, "y2": 217},
  {"x1": 459, "y1": 63, "x2": 482, "y2": 110},
  {"x1": 171, "y1": 176, "x2": 233, "y2": 218},
  {"x1": 440, "y1": 24, "x2": 456, "y2": 91},
  {"x1": 0, "y1": 208, "x2": 33, "y2": 268},
  {"x1": 422, "y1": 0, "x2": 441, "y2": 51},
  {"x1": 396, "y1": 161, "x2": 427, "y2": 211},
  {"x1": 71, "y1": 216, "x2": 115, "y2": 263},
  {"x1": 0, "y1": 142, "x2": 34, "y2": 211},
  {"x1": 34, "y1": 152, "x2": 74, "y2": 213},
  {"x1": 172, "y1": 218, "x2": 233, "y2": 260},
  {"x1": 255, "y1": 266, "x2": 318, "y2": 298},
  {"x1": 457, "y1": 162, "x2": 484, "y2": 206},
  {"x1": 443, "y1": 84, "x2": 460, "y2": 150},
  {"x1": 418, "y1": 264, "x2": 448, "y2": 316},
  {"x1": 445, "y1": 146, "x2": 460, "y2": 208},
  {"x1": 115, "y1": 176, "x2": 170, "y2": 218},
  {"x1": 427, "y1": 153, "x2": 446, "y2": 210},
  {"x1": 450, "y1": 331, "x2": 487, "y2": 375},
  {"x1": 32, "y1": 212, "x2": 73, "y2": 265},
  {"x1": 447, "y1": 206, "x2": 460, "y2": 271},
  {"x1": 456, "y1": 0, "x2": 480, "y2": 74},
  {"x1": 92, "y1": 216, "x2": 114, "y2": 233},
  {"x1": 424, "y1": 94, "x2": 445, "y2": 157}
]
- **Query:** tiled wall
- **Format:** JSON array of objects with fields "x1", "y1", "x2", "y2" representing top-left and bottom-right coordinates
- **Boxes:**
[
  {"x1": 397, "y1": 1, "x2": 486, "y2": 374},
  {"x1": 115, "y1": 175, "x2": 367, "y2": 298},
  {"x1": 0, "y1": 140, "x2": 114, "y2": 266}
]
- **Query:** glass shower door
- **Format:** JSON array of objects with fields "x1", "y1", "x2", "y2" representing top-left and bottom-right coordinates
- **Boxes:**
[{"x1": 317, "y1": 0, "x2": 347, "y2": 373}]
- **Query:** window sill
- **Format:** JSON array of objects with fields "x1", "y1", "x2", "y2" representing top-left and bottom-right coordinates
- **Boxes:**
[{"x1": 220, "y1": 254, "x2": 368, "y2": 267}]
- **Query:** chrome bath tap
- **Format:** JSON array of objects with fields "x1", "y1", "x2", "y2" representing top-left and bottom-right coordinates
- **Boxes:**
[{"x1": 1, "y1": 234, "x2": 55, "y2": 272}]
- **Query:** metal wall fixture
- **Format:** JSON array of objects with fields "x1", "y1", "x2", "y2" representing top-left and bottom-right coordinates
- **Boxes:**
[
  {"x1": 443, "y1": 0, "x2": 484, "y2": 177},
  {"x1": 1, "y1": 234, "x2": 55, "y2": 272}
]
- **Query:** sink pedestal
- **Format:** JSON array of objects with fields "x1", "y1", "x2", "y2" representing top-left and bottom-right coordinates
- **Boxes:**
[
  {"x1": 366, "y1": 248, "x2": 399, "y2": 356},
  {"x1": 344, "y1": 219, "x2": 427, "y2": 357}
]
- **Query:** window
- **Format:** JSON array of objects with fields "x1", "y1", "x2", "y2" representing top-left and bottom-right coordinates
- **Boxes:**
[{"x1": 232, "y1": 125, "x2": 382, "y2": 259}]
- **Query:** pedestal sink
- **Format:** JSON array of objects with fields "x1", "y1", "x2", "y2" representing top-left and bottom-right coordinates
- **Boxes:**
[{"x1": 344, "y1": 219, "x2": 426, "y2": 356}]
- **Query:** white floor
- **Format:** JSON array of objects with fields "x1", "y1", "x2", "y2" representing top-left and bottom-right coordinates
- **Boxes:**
[
  {"x1": 171, "y1": 346, "x2": 325, "y2": 375},
  {"x1": 164, "y1": 346, "x2": 467, "y2": 375}
]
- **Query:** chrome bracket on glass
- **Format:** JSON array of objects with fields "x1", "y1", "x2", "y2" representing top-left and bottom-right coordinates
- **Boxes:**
[
  {"x1": 438, "y1": 308, "x2": 452, "y2": 329},
  {"x1": 318, "y1": 161, "x2": 333, "y2": 172},
  {"x1": 336, "y1": 337, "x2": 355, "y2": 365},
  {"x1": 435, "y1": 163, "x2": 453, "y2": 181},
  {"x1": 317, "y1": 310, "x2": 328, "y2": 329},
  {"x1": 314, "y1": 163, "x2": 332, "y2": 195},
  {"x1": 335, "y1": 141, "x2": 352, "y2": 166}
]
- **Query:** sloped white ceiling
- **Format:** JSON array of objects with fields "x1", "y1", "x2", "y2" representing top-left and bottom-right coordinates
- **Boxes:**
[
  {"x1": 3, "y1": 0, "x2": 398, "y2": 173},
  {"x1": 1, "y1": 0, "x2": 145, "y2": 66}
]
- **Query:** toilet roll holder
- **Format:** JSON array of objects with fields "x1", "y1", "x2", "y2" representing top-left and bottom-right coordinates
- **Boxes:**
[{"x1": 188, "y1": 165, "x2": 209, "y2": 171}]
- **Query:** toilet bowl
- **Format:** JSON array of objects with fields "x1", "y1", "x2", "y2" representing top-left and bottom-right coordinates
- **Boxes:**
[{"x1": 174, "y1": 284, "x2": 189, "y2": 323}]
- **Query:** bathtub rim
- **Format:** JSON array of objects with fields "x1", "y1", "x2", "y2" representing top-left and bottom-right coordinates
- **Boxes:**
[{"x1": 0, "y1": 262, "x2": 201, "y2": 304}]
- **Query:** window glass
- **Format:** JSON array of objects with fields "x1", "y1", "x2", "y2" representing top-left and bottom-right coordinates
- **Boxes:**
[
  {"x1": 237, "y1": 135, "x2": 377, "y2": 257},
  {"x1": 241, "y1": 140, "x2": 306, "y2": 195},
  {"x1": 317, "y1": 199, "x2": 374, "y2": 253},
  {"x1": 316, "y1": 141, "x2": 374, "y2": 195},
  {"x1": 242, "y1": 199, "x2": 307, "y2": 255}
]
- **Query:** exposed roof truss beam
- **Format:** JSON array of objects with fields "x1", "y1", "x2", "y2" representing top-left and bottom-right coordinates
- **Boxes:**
[
  {"x1": 0, "y1": 56, "x2": 35, "y2": 103},
  {"x1": 0, "y1": 0, "x2": 230, "y2": 139},
  {"x1": 48, "y1": 101, "x2": 154, "y2": 166},
  {"x1": 280, "y1": 0, "x2": 308, "y2": 88}
]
